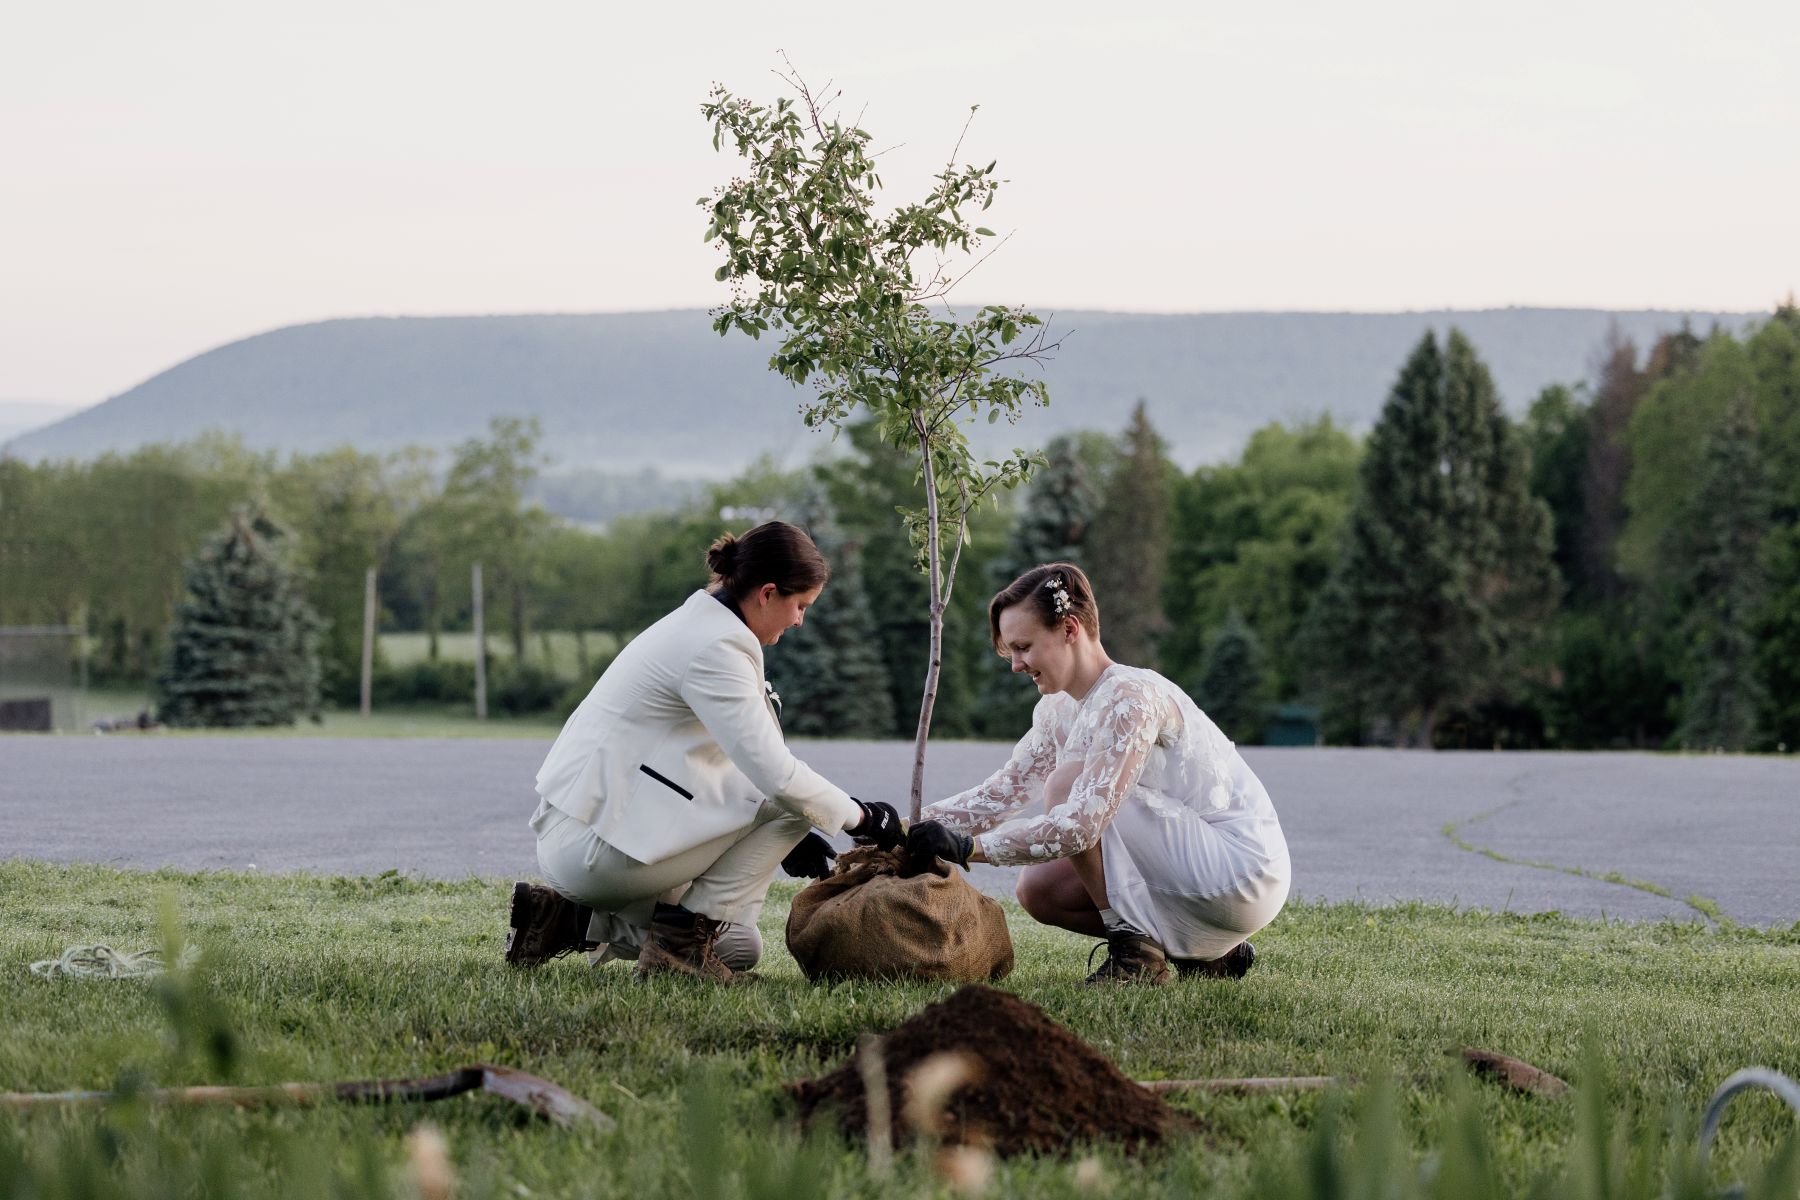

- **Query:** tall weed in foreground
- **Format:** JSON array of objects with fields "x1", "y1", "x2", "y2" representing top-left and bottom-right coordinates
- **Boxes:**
[
  {"x1": 0, "y1": 900, "x2": 396, "y2": 1200},
  {"x1": 1249, "y1": 1059, "x2": 1800, "y2": 1200}
]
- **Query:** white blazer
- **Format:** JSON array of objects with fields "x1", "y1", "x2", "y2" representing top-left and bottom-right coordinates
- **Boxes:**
[{"x1": 534, "y1": 590, "x2": 862, "y2": 864}]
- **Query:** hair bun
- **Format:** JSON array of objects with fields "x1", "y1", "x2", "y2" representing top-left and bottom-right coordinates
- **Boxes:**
[{"x1": 706, "y1": 534, "x2": 740, "y2": 577}]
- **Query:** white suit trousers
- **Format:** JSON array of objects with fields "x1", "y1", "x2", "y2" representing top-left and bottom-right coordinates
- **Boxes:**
[{"x1": 532, "y1": 800, "x2": 811, "y2": 970}]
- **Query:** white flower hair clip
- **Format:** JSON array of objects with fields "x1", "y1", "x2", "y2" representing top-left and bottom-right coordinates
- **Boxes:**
[{"x1": 1046, "y1": 575, "x2": 1072, "y2": 617}]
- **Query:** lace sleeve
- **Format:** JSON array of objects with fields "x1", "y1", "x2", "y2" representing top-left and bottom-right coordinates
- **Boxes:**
[
  {"x1": 921, "y1": 697, "x2": 1063, "y2": 837},
  {"x1": 975, "y1": 673, "x2": 1165, "y2": 866}
]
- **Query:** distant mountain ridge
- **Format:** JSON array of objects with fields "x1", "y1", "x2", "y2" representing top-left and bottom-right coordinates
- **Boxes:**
[
  {"x1": 0, "y1": 401, "x2": 83, "y2": 448},
  {"x1": 5, "y1": 308, "x2": 1763, "y2": 473}
]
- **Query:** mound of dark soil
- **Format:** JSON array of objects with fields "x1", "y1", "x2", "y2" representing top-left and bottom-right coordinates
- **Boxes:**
[{"x1": 791, "y1": 984, "x2": 1196, "y2": 1158}]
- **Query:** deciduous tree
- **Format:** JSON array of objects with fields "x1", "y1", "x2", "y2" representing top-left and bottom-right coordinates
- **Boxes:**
[
  {"x1": 701, "y1": 65, "x2": 1057, "y2": 816},
  {"x1": 1164, "y1": 417, "x2": 1361, "y2": 700}
]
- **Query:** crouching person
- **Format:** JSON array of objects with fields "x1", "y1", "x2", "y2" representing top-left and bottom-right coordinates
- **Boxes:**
[
  {"x1": 907, "y1": 563, "x2": 1291, "y2": 986},
  {"x1": 505, "y1": 521, "x2": 904, "y2": 982}
]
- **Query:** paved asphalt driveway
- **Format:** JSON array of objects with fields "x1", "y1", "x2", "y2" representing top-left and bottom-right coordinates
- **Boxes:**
[{"x1": 2, "y1": 737, "x2": 1795, "y2": 927}]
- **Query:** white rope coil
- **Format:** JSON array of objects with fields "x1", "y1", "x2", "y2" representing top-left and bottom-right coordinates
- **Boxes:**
[{"x1": 27, "y1": 943, "x2": 198, "y2": 980}]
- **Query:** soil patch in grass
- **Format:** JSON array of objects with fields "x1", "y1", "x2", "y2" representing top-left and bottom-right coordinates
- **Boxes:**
[{"x1": 791, "y1": 983, "x2": 1197, "y2": 1158}]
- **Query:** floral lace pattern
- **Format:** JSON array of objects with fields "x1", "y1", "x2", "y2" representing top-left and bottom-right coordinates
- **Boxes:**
[{"x1": 923, "y1": 666, "x2": 1241, "y2": 866}]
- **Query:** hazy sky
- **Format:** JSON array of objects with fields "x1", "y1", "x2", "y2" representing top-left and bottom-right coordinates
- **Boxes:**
[{"x1": 4, "y1": 0, "x2": 1796, "y2": 405}]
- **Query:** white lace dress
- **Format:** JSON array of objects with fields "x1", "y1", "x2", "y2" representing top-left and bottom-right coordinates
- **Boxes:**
[{"x1": 923, "y1": 665, "x2": 1291, "y2": 959}]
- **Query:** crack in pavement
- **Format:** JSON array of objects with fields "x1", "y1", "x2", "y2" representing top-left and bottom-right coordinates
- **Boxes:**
[{"x1": 1439, "y1": 769, "x2": 1730, "y2": 926}]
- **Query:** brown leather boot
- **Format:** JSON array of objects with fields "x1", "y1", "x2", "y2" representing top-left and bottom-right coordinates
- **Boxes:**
[
  {"x1": 503, "y1": 881, "x2": 597, "y2": 967},
  {"x1": 1172, "y1": 941, "x2": 1257, "y2": 980},
  {"x1": 634, "y1": 902, "x2": 740, "y2": 983},
  {"x1": 1083, "y1": 930, "x2": 1173, "y2": 986}
]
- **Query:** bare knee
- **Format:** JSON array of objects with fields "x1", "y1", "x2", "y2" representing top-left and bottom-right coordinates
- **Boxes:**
[{"x1": 1015, "y1": 868, "x2": 1059, "y2": 923}]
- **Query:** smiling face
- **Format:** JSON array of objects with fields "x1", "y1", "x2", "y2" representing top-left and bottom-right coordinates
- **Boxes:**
[
  {"x1": 997, "y1": 602, "x2": 1078, "y2": 695},
  {"x1": 741, "y1": 582, "x2": 823, "y2": 646}
]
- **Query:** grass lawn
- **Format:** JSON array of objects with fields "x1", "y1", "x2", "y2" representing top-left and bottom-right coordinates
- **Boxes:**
[
  {"x1": 2, "y1": 863, "x2": 1798, "y2": 1199},
  {"x1": 65, "y1": 688, "x2": 564, "y2": 739}
]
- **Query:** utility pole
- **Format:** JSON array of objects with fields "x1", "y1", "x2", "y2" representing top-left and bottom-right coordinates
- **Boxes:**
[
  {"x1": 360, "y1": 567, "x2": 377, "y2": 717},
  {"x1": 472, "y1": 562, "x2": 487, "y2": 720}
]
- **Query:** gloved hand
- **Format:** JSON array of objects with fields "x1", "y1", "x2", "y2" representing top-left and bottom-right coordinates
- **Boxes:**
[
  {"x1": 848, "y1": 799, "x2": 905, "y2": 851},
  {"x1": 781, "y1": 831, "x2": 839, "y2": 879},
  {"x1": 905, "y1": 820, "x2": 974, "y2": 870}
]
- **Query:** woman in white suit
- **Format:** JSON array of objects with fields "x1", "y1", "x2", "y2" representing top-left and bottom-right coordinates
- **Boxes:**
[{"x1": 506, "y1": 521, "x2": 904, "y2": 982}]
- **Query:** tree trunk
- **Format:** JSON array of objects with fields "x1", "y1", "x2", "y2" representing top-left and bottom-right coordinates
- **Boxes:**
[
  {"x1": 1419, "y1": 702, "x2": 1440, "y2": 750},
  {"x1": 909, "y1": 416, "x2": 944, "y2": 822},
  {"x1": 359, "y1": 566, "x2": 376, "y2": 717},
  {"x1": 509, "y1": 580, "x2": 526, "y2": 660},
  {"x1": 425, "y1": 576, "x2": 440, "y2": 662},
  {"x1": 472, "y1": 562, "x2": 487, "y2": 720}
]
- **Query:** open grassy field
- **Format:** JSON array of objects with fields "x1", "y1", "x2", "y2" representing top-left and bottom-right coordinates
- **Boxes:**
[
  {"x1": 64, "y1": 688, "x2": 564, "y2": 739},
  {"x1": 379, "y1": 631, "x2": 619, "y2": 677},
  {"x1": 3, "y1": 861, "x2": 1798, "y2": 1198}
]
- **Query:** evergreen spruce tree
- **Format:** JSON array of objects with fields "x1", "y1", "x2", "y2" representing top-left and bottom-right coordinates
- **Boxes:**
[
  {"x1": 155, "y1": 510, "x2": 324, "y2": 727},
  {"x1": 1676, "y1": 395, "x2": 1770, "y2": 751},
  {"x1": 1192, "y1": 608, "x2": 1270, "y2": 744},
  {"x1": 1006, "y1": 435, "x2": 1097, "y2": 568},
  {"x1": 1307, "y1": 330, "x2": 1559, "y2": 745},
  {"x1": 977, "y1": 436, "x2": 1100, "y2": 732},
  {"x1": 1087, "y1": 401, "x2": 1174, "y2": 667},
  {"x1": 763, "y1": 491, "x2": 896, "y2": 738}
]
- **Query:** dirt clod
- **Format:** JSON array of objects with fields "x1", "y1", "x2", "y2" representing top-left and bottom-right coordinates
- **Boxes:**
[{"x1": 791, "y1": 984, "x2": 1197, "y2": 1158}]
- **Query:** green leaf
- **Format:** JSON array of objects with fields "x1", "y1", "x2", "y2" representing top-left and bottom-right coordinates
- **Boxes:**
[{"x1": 975, "y1": 227, "x2": 995, "y2": 237}]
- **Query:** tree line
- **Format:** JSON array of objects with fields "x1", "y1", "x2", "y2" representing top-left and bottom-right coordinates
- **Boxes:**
[{"x1": 2, "y1": 305, "x2": 1795, "y2": 748}]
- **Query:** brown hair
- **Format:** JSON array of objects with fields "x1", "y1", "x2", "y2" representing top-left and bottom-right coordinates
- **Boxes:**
[
  {"x1": 706, "y1": 521, "x2": 830, "y2": 600},
  {"x1": 988, "y1": 562, "x2": 1100, "y2": 651}
]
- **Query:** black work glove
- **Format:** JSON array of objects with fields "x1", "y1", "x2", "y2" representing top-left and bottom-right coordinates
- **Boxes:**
[
  {"x1": 849, "y1": 799, "x2": 905, "y2": 851},
  {"x1": 781, "y1": 831, "x2": 839, "y2": 879},
  {"x1": 905, "y1": 820, "x2": 974, "y2": 870}
]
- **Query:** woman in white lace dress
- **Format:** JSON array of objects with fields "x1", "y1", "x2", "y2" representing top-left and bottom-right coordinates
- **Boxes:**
[{"x1": 906, "y1": 563, "x2": 1291, "y2": 985}]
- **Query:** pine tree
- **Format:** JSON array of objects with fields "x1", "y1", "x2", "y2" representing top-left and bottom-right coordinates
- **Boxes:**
[
  {"x1": 1676, "y1": 395, "x2": 1770, "y2": 751},
  {"x1": 1087, "y1": 401, "x2": 1174, "y2": 667},
  {"x1": 1007, "y1": 435, "x2": 1097, "y2": 568},
  {"x1": 1192, "y1": 608, "x2": 1270, "y2": 744},
  {"x1": 976, "y1": 436, "x2": 1100, "y2": 733},
  {"x1": 1306, "y1": 330, "x2": 1559, "y2": 745},
  {"x1": 155, "y1": 510, "x2": 324, "y2": 727},
  {"x1": 764, "y1": 491, "x2": 896, "y2": 738}
]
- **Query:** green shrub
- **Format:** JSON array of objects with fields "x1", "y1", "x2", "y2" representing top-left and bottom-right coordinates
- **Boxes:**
[
  {"x1": 488, "y1": 660, "x2": 566, "y2": 715},
  {"x1": 370, "y1": 658, "x2": 478, "y2": 705}
]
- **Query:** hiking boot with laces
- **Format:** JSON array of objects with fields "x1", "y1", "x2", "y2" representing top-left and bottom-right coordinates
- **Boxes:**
[
  {"x1": 635, "y1": 902, "x2": 741, "y2": 984},
  {"x1": 1172, "y1": 941, "x2": 1257, "y2": 980},
  {"x1": 503, "y1": 881, "x2": 597, "y2": 967},
  {"x1": 1083, "y1": 929, "x2": 1173, "y2": 986}
]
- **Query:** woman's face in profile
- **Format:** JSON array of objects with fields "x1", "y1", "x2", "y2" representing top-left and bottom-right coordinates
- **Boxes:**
[
  {"x1": 997, "y1": 604, "x2": 1073, "y2": 695},
  {"x1": 743, "y1": 583, "x2": 823, "y2": 646}
]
